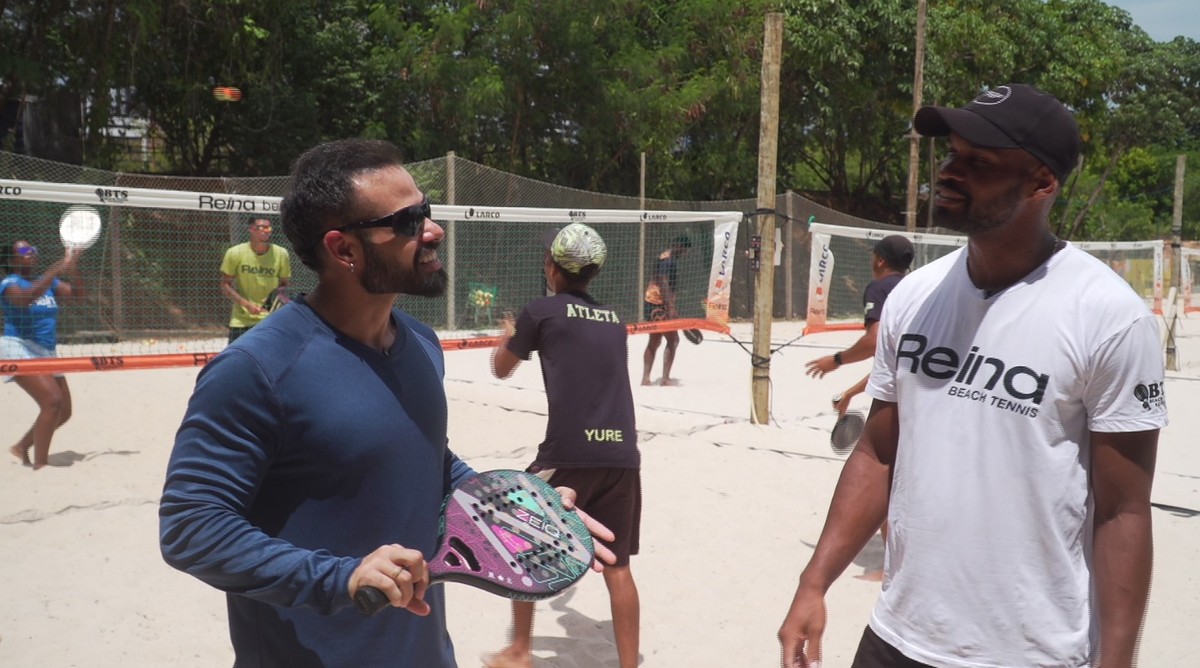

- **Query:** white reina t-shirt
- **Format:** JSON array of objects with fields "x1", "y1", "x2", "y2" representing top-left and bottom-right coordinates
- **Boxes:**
[{"x1": 866, "y1": 243, "x2": 1167, "y2": 668}]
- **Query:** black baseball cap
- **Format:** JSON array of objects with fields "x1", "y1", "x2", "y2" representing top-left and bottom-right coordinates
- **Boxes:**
[
  {"x1": 874, "y1": 235, "x2": 914, "y2": 271},
  {"x1": 913, "y1": 83, "x2": 1081, "y2": 185}
]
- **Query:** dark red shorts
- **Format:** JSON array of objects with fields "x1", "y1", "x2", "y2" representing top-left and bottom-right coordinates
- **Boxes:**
[{"x1": 535, "y1": 467, "x2": 641, "y2": 568}]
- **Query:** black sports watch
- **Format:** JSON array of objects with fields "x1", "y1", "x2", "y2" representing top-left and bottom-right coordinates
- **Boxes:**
[{"x1": 833, "y1": 351, "x2": 844, "y2": 366}]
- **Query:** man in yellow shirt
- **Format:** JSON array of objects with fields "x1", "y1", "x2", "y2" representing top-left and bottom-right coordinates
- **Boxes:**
[{"x1": 220, "y1": 217, "x2": 292, "y2": 343}]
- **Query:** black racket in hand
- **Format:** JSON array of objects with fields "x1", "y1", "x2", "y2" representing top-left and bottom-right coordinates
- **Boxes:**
[{"x1": 831, "y1": 411, "x2": 865, "y2": 456}]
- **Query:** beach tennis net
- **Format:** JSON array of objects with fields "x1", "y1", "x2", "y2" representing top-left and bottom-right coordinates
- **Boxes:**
[
  {"x1": 803, "y1": 222, "x2": 1165, "y2": 334},
  {"x1": 1, "y1": 177, "x2": 740, "y2": 375}
]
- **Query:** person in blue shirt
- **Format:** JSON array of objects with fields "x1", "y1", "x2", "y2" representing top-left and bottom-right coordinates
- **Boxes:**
[
  {"x1": 159, "y1": 138, "x2": 614, "y2": 668},
  {"x1": 2, "y1": 239, "x2": 86, "y2": 469}
]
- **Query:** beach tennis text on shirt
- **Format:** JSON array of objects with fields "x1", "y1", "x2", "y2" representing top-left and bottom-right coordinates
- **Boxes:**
[{"x1": 898, "y1": 334, "x2": 1048, "y2": 419}]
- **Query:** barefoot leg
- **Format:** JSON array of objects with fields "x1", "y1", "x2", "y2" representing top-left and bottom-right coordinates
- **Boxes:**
[
  {"x1": 660, "y1": 332, "x2": 680, "y2": 385},
  {"x1": 14, "y1": 375, "x2": 66, "y2": 470},
  {"x1": 9, "y1": 422, "x2": 34, "y2": 465},
  {"x1": 641, "y1": 334, "x2": 662, "y2": 386},
  {"x1": 483, "y1": 601, "x2": 535, "y2": 668}
]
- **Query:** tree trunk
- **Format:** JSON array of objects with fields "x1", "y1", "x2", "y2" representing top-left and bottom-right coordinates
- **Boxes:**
[{"x1": 1063, "y1": 141, "x2": 1128, "y2": 240}]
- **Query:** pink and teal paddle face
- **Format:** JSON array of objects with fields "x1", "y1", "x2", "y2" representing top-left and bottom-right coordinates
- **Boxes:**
[
  {"x1": 434, "y1": 470, "x2": 594, "y2": 599},
  {"x1": 354, "y1": 470, "x2": 595, "y2": 615}
]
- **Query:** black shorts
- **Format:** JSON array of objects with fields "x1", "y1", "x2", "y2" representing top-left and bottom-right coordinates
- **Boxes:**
[
  {"x1": 852, "y1": 625, "x2": 935, "y2": 668},
  {"x1": 228, "y1": 326, "x2": 252, "y2": 343},
  {"x1": 536, "y1": 467, "x2": 641, "y2": 568},
  {"x1": 644, "y1": 301, "x2": 667, "y2": 322}
]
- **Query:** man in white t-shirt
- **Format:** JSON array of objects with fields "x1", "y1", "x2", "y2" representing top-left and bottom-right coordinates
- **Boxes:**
[{"x1": 779, "y1": 84, "x2": 1166, "y2": 668}]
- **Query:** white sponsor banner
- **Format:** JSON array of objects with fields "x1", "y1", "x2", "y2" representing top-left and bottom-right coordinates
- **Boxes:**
[
  {"x1": 808, "y1": 222, "x2": 965, "y2": 247},
  {"x1": 1155, "y1": 241, "x2": 1164, "y2": 313},
  {"x1": 806, "y1": 231, "x2": 834, "y2": 330},
  {"x1": 1181, "y1": 248, "x2": 1200, "y2": 313},
  {"x1": 0, "y1": 178, "x2": 283, "y2": 212},
  {"x1": 0, "y1": 179, "x2": 742, "y2": 227},
  {"x1": 1183, "y1": 253, "x2": 1193, "y2": 312},
  {"x1": 1075, "y1": 238, "x2": 1165, "y2": 313},
  {"x1": 705, "y1": 219, "x2": 739, "y2": 323},
  {"x1": 437, "y1": 206, "x2": 742, "y2": 225}
]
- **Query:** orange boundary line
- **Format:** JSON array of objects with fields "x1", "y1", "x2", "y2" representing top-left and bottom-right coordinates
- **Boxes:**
[
  {"x1": 801, "y1": 322, "x2": 865, "y2": 336},
  {"x1": 2, "y1": 318, "x2": 731, "y2": 376},
  {"x1": 0, "y1": 352, "x2": 219, "y2": 376}
]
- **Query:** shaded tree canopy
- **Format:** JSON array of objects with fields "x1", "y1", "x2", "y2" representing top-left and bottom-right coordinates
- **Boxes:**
[{"x1": 2, "y1": 0, "x2": 1198, "y2": 238}]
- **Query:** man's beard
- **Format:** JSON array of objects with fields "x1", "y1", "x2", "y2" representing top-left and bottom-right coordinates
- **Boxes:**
[
  {"x1": 359, "y1": 237, "x2": 447, "y2": 297},
  {"x1": 933, "y1": 180, "x2": 1024, "y2": 236}
]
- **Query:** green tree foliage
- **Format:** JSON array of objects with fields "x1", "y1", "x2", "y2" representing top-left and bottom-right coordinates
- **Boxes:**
[
  {"x1": 125, "y1": 0, "x2": 305, "y2": 175},
  {"x1": 778, "y1": 0, "x2": 915, "y2": 208},
  {"x1": 357, "y1": 0, "x2": 770, "y2": 199},
  {"x1": 0, "y1": 0, "x2": 160, "y2": 164},
  {"x1": 1055, "y1": 32, "x2": 1200, "y2": 239},
  {"x1": 2, "y1": 0, "x2": 1199, "y2": 238}
]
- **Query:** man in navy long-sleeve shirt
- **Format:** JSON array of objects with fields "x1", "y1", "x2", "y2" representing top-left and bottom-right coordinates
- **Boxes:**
[{"x1": 160, "y1": 139, "x2": 612, "y2": 667}]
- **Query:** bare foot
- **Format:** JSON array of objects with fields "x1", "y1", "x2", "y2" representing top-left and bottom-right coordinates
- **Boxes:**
[
  {"x1": 854, "y1": 569, "x2": 884, "y2": 582},
  {"x1": 481, "y1": 649, "x2": 533, "y2": 668},
  {"x1": 640, "y1": 378, "x2": 653, "y2": 386},
  {"x1": 660, "y1": 378, "x2": 680, "y2": 386},
  {"x1": 9, "y1": 444, "x2": 31, "y2": 466}
]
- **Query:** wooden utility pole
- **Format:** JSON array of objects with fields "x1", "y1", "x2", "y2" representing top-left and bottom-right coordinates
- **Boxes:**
[
  {"x1": 446, "y1": 151, "x2": 457, "y2": 329},
  {"x1": 639, "y1": 151, "x2": 646, "y2": 208},
  {"x1": 905, "y1": 0, "x2": 928, "y2": 232},
  {"x1": 927, "y1": 120, "x2": 937, "y2": 228},
  {"x1": 1167, "y1": 154, "x2": 1186, "y2": 371},
  {"x1": 751, "y1": 12, "x2": 783, "y2": 424},
  {"x1": 639, "y1": 151, "x2": 646, "y2": 315},
  {"x1": 1171, "y1": 154, "x2": 1186, "y2": 291}
]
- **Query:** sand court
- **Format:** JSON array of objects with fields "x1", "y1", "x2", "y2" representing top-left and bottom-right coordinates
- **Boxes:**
[{"x1": 2, "y1": 320, "x2": 1197, "y2": 666}]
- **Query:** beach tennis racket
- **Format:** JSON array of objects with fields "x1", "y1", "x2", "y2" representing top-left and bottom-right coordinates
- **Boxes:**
[
  {"x1": 261, "y1": 290, "x2": 287, "y2": 313},
  {"x1": 831, "y1": 411, "x2": 865, "y2": 455},
  {"x1": 683, "y1": 328, "x2": 703, "y2": 345},
  {"x1": 59, "y1": 205, "x2": 103, "y2": 250},
  {"x1": 354, "y1": 469, "x2": 595, "y2": 616}
]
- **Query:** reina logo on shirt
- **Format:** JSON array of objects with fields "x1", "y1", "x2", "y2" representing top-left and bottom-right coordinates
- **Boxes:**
[
  {"x1": 1133, "y1": 381, "x2": 1165, "y2": 411},
  {"x1": 240, "y1": 265, "x2": 277, "y2": 276},
  {"x1": 897, "y1": 333, "x2": 1049, "y2": 418}
]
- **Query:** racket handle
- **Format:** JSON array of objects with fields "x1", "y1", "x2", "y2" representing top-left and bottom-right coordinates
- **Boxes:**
[{"x1": 353, "y1": 586, "x2": 389, "y2": 616}]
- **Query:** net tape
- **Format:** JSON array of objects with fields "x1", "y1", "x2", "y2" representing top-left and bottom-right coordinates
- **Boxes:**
[{"x1": 1, "y1": 178, "x2": 740, "y2": 375}]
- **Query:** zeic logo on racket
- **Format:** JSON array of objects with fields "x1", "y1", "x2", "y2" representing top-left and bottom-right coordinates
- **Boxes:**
[
  {"x1": 510, "y1": 506, "x2": 565, "y2": 538},
  {"x1": 354, "y1": 470, "x2": 595, "y2": 616}
]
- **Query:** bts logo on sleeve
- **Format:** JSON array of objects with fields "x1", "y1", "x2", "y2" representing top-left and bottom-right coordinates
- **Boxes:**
[{"x1": 1133, "y1": 382, "x2": 1165, "y2": 411}]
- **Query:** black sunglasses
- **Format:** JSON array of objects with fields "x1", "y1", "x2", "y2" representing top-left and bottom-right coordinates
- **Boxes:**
[{"x1": 335, "y1": 196, "x2": 431, "y2": 238}]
